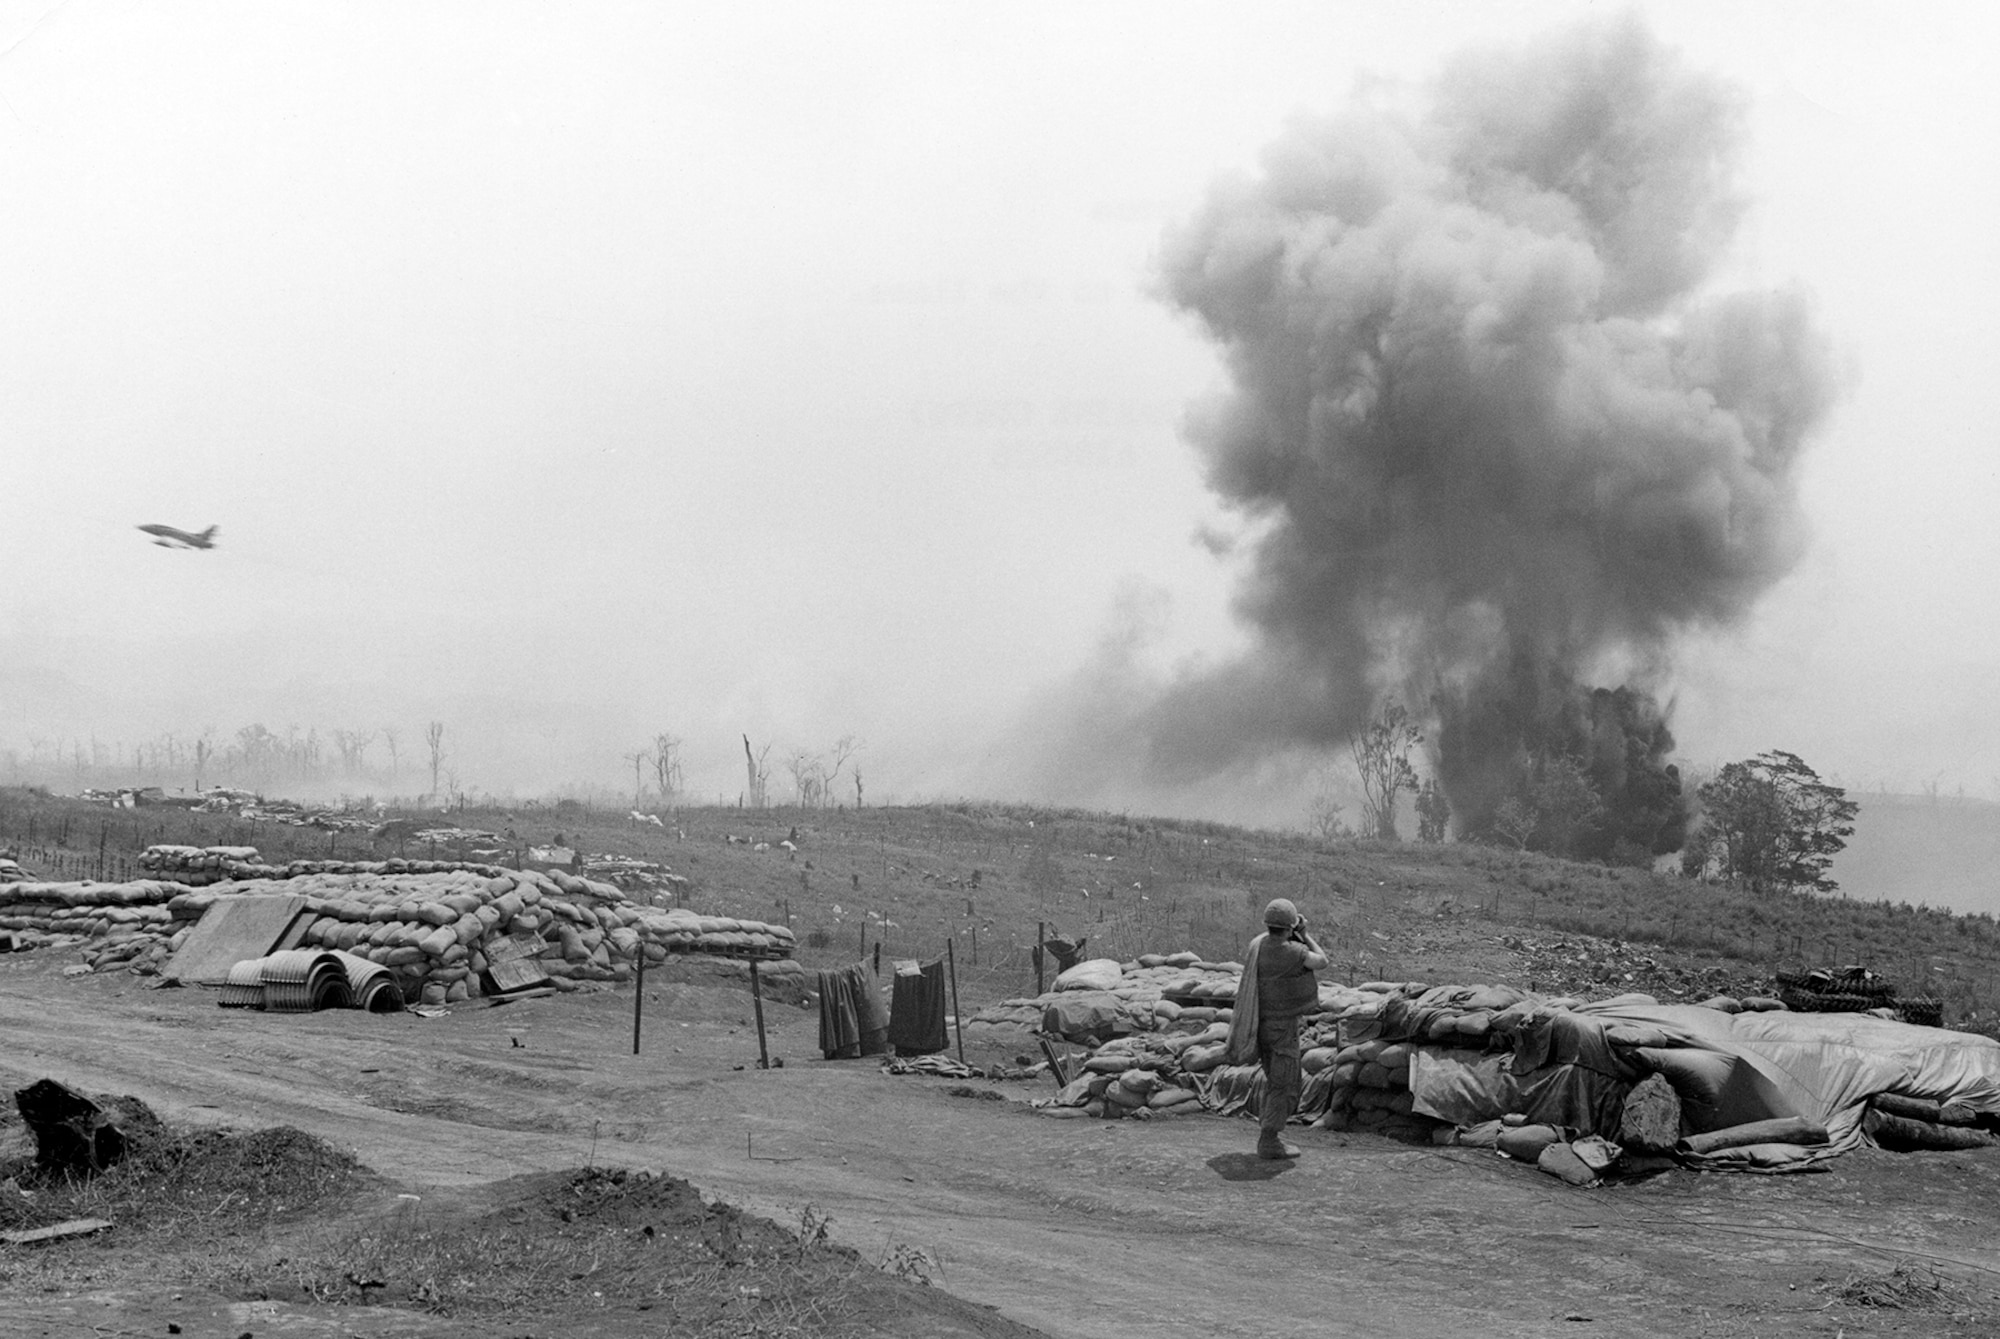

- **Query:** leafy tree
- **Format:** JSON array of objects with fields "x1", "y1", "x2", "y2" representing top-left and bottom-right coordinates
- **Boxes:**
[
  {"x1": 1528, "y1": 754, "x2": 1605, "y2": 857},
  {"x1": 1350, "y1": 700, "x2": 1421, "y2": 840},
  {"x1": 1482, "y1": 752, "x2": 1602, "y2": 857},
  {"x1": 1687, "y1": 750, "x2": 1859, "y2": 894},
  {"x1": 1492, "y1": 795, "x2": 1537, "y2": 851}
]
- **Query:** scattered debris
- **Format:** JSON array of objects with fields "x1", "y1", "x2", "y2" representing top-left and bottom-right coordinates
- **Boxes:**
[{"x1": 1824, "y1": 1261, "x2": 1965, "y2": 1311}]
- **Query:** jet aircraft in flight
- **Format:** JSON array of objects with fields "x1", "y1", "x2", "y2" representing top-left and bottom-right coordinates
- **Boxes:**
[{"x1": 137, "y1": 524, "x2": 218, "y2": 550}]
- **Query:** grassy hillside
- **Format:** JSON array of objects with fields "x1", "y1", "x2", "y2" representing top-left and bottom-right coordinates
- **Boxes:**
[{"x1": 3, "y1": 786, "x2": 1997, "y2": 1032}]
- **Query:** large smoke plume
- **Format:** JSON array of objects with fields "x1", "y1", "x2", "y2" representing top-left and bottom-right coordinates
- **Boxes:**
[{"x1": 1141, "y1": 17, "x2": 1839, "y2": 842}]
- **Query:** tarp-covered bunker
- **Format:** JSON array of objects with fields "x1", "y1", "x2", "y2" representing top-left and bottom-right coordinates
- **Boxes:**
[{"x1": 971, "y1": 956, "x2": 2000, "y2": 1175}]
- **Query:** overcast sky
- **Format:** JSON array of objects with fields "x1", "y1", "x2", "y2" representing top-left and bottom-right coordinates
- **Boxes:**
[{"x1": 2, "y1": 1, "x2": 1996, "y2": 819}]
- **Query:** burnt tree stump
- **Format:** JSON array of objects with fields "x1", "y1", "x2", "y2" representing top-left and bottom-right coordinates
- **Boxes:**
[{"x1": 15, "y1": 1079, "x2": 134, "y2": 1176}]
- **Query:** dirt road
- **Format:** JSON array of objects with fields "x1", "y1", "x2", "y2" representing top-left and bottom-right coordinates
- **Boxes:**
[{"x1": 4, "y1": 956, "x2": 1997, "y2": 1338}]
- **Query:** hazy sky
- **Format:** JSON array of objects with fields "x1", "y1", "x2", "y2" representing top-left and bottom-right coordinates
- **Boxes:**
[{"x1": 3, "y1": 1, "x2": 1997, "y2": 817}]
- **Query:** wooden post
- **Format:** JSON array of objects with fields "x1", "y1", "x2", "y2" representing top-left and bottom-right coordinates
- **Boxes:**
[
  {"x1": 872, "y1": 941, "x2": 881, "y2": 976},
  {"x1": 970, "y1": 925, "x2": 978, "y2": 967},
  {"x1": 750, "y1": 959, "x2": 770, "y2": 1069},
  {"x1": 858, "y1": 921, "x2": 866, "y2": 959},
  {"x1": 946, "y1": 938, "x2": 964, "y2": 1064},
  {"x1": 632, "y1": 952, "x2": 646, "y2": 1055},
  {"x1": 1036, "y1": 921, "x2": 1045, "y2": 995}
]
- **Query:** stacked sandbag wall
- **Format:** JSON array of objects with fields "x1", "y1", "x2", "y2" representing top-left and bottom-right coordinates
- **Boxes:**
[
  {"x1": 1042, "y1": 1032, "x2": 1209, "y2": 1120},
  {"x1": 0, "y1": 880, "x2": 184, "y2": 971},
  {"x1": 138, "y1": 845, "x2": 276, "y2": 885},
  {"x1": 184, "y1": 866, "x2": 794, "y2": 1005},
  {"x1": 5, "y1": 850, "x2": 796, "y2": 996},
  {"x1": 969, "y1": 952, "x2": 1246, "y2": 1042},
  {"x1": 1304, "y1": 1038, "x2": 1451, "y2": 1142}
]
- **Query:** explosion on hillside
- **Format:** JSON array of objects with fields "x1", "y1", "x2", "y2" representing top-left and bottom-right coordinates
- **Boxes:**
[{"x1": 1076, "y1": 15, "x2": 1840, "y2": 842}]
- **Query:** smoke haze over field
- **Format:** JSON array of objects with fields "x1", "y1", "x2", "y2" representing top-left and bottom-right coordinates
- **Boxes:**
[
  {"x1": 3, "y1": 4, "x2": 1998, "y2": 876},
  {"x1": 1000, "y1": 18, "x2": 1840, "y2": 837}
]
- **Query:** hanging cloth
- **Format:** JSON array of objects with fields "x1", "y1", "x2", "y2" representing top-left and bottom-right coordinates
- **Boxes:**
[{"x1": 888, "y1": 957, "x2": 950, "y2": 1056}]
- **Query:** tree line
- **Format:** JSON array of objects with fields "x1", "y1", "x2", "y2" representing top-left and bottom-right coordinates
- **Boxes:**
[{"x1": 1330, "y1": 698, "x2": 1859, "y2": 897}]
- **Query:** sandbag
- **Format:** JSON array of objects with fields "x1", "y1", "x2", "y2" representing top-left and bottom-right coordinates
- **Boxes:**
[
  {"x1": 1873, "y1": 1091, "x2": 1982, "y2": 1128},
  {"x1": 1676, "y1": 1116, "x2": 1828, "y2": 1157},
  {"x1": 1571, "y1": 1134, "x2": 1623, "y2": 1173},
  {"x1": 1537, "y1": 1142, "x2": 1600, "y2": 1187},
  {"x1": 1180, "y1": 1042, "x2": 1227, "y2": 1074},
  {"x1": 1455, "y1": 1119, "x2": 1504, "y2": 1150},
  {"x1": 1496, "y1": 1123, "x2": 1564, "y2": 1163},
  {"x1": 1864, "y1": 1109, "x2": 1995, "y2": 1152},
  {"x1": 1116, "y1": 1068, "x2": 1164, "y2": 1100},
  {"x1": 1054, "y1": 959, "x2": 1123, "y2": 992}
]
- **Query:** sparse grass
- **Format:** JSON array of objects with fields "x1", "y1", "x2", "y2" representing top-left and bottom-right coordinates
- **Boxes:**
[{"x1": 1822, "y1": 1260, "x2": 1967, "y2": 1311}]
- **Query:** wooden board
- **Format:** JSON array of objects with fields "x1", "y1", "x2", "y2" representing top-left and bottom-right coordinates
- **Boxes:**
[
  {"x1": 485, "y1": 957, "x2": 553, "y2": 994},
  {"x1": 484, "y1": 932, "x2": 548, "y2": 967},
  {"x1": 163, "y1": 895, "x2": 309, "y2": 985},
  {"x1": 1, "y1": 1218, "x2": 112, "y2": 1246}
]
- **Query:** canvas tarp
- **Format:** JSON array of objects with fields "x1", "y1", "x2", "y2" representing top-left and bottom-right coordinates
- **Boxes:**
[{"x1": 1407, "y1": 998, "x2": 2000, "y2": 1169}]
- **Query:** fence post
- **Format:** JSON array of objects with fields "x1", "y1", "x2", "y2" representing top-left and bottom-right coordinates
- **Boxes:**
[
  {"x1": 946, "y1": 939, "x2": 964, "y2": 1064},
  {"x1": 750, "y1": 959, "x2": 769, "y2": 1069},
  {"x1": 632, "y1": 952, "x2": 646, "y2": 1055},
  {"x1": 1036, "y1": 922, "x2": 1045, "y2": 996}
]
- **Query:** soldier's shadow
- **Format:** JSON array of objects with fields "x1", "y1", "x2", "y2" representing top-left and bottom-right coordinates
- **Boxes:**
[{"x1": 1207, "y1": 1152, "x2": 1294, "y2": 1182}]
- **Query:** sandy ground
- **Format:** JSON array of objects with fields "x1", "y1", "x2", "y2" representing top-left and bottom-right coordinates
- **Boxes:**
[{"x1": 4, "y1": 954, "x2": 1999, "y2": 1339}]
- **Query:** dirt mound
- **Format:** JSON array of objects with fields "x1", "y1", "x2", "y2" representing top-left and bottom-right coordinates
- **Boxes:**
[
  {"x1": 1, "y1": 1112, "x2": 365, "y2": 1233},
  {"x1": 533, "y1": 1166, "x2": 821, "y2": 1264}
]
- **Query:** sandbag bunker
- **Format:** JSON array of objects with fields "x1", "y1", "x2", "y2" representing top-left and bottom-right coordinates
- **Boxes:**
[
  {"x1": 974, "y1": 955, "x2": 2000, "y2": 1180},
  {"x1": 0, "y1": 844, "x2": 796, "y2": 1008}
]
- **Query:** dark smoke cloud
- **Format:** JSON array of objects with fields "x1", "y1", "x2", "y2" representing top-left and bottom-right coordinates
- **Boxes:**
[{"x1": 1133, "y1": 16, "x2": 1838, "y2": 829}]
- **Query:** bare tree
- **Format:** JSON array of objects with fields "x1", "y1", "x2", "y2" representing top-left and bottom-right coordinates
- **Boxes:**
[
  {"x1": 425, "y1": 721, "x2": 447, "y2": 802},
  {"x1": 333, "y1": 728, "x2": 376, "y2": 777},
  {"x1": 786, "y1": 747, "x2": 827, "y2": 808},
  {"x1": 651, "y1": 734, "x2": 684, "y2": 809},
  {"x1": 853, "y1": 766, "x2": 864, "y2": 808},
  {"x1": 826, "y1": 734, "x2": 862, "y2": 806},
  {"x1": 193, "y1": 728, "x2": 216, "y2": 793},
  {"x1": 382, "y1": 726, "x2": 401, "y2": 787},
  {"x1": 624, "y1": 749, "x2": 651, "y2": 807},
  {"x1": 742, "y1": 735, "x2": 772, "y2": 808},
  {"x1": 1307, "y1": 764, "x2": 1350, "y2": 843}
]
